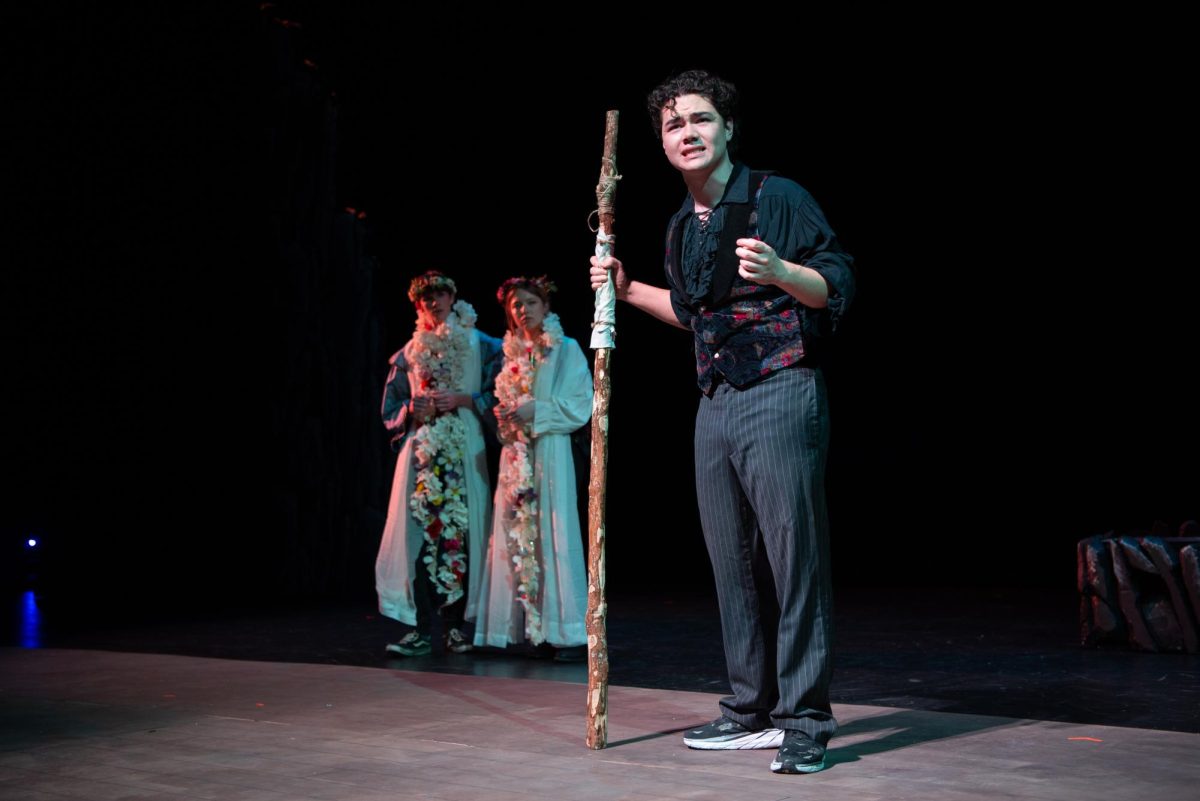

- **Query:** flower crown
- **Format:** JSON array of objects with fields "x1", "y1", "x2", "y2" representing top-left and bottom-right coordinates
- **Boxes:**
[
  {"x1": 407, "y1": 271, "x2": 457, "y2": 303},
  {"x1": 495, "y1": 275, "x2": 558, "y2": 306}
]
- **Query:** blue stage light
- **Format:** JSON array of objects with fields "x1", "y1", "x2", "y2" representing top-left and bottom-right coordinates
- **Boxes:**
[{"x1": 27, "y1": 538, "x2": 38, "y2": 548}]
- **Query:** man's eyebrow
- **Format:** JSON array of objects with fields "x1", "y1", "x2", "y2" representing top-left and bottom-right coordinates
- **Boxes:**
[{"x1": 664, "y1": 111, "x2": 714, "y2": 126}]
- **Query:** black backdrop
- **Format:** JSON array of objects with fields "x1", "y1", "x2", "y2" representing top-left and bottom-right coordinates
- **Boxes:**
[{"x1": 4, "y1": 6, "x2": 1195, "y2": 610}]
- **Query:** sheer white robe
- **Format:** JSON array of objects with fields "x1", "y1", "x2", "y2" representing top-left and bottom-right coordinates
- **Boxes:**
[
  {"x1": 375, "y1": 329, "x2": 494, "y2": 626},
  {"x1": 474, "y1": 336, "x2": 593, "y2": 647}
]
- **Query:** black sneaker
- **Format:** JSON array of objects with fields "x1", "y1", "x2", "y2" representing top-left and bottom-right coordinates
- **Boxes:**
[
  {"x1": 683, "y1": 716, "x2": 784, "y2": 750},
  {"x1": 445, "y1": 628, "x2": 473, "y2": 654},
  {"x1": 770, "y1": 730, "x2": 826, "y2": 774},
  {"x1": 385, "y1": 631, "x2": 431, "y2": 656},
  {"x1": 526, "y1": 642, "x2": 557, "y2": 659},
  {"x1": 553, "y1": 645, "x2": 586, "y2": 662}
]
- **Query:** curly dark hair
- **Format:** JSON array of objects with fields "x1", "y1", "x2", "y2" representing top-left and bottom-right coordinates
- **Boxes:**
[{"x1": 647, "y1": 69, "x2": 739, "y2": 148}]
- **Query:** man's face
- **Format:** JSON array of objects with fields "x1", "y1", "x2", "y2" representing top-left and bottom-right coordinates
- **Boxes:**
[
  {"x1": 417, "y1": 290, "x2": 455, "y2": 325},
  {"x1": 660, "y1": 93, "x2": 733, "y2": 176}
]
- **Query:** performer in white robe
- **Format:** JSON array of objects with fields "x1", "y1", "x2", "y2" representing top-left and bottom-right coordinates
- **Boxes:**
[
  {"x1": 375, "y1": 271, "x2": 501, "y2": 656},
  {"x1": 474, "y1": 276, "x2": 593, "y2": 656}
]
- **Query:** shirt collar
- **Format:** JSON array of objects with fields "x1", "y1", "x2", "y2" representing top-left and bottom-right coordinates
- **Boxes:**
[{"x1": 674, "y1": 162, "x2": 750, "y2": 218}]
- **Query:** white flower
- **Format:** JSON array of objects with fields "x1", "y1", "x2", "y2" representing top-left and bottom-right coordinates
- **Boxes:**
[
  {"x1": 492, "y1": 314, "x2": 566, "y2": 646},
  {"x1": 406, "y1": 303, "x2": 475, "y2": 604}
]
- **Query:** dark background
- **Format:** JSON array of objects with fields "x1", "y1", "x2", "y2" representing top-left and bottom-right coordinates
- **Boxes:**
[{"x1": 3, "y1": 6, "x2": 1194, "y2": 614}]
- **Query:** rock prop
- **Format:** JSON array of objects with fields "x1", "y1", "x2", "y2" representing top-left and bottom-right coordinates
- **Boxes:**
[{"x1": 1078, "y1": 522, "x2": 1200, "y2": 653}]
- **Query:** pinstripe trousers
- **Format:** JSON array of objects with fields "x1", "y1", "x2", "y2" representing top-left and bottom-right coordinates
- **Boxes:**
[{"x1": 694, "y1": 366, "x2": 837, "y2": 745}]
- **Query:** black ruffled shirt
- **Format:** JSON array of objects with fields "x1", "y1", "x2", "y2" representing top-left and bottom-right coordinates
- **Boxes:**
[{"x1": 664, "y1": 163, "x2": 856, "y2": 392}]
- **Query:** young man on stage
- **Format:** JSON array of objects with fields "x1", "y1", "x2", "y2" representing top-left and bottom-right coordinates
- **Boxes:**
[
  {"x1": 375, "y1": 271, "x2": 503, "y2": 657},
  {"x1": 590, "y1": 69, "x2": 855, "y2": 774}
]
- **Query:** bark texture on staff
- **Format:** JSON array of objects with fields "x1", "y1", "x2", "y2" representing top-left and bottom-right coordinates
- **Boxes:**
[
  {"x1": 586, "y1": 109, "x2": 619, "y2": 751},
  {"x1": 586, "y1": 349, "x2": 611, "y2": 750}
]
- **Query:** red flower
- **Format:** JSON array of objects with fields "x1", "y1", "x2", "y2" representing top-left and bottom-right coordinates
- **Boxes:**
[
  {"x1": 445, "y1": 538, "x2": 460, "y2": 552},
  {"x1": 427, "y1": 518, "x2": 444, "y2": 537}
]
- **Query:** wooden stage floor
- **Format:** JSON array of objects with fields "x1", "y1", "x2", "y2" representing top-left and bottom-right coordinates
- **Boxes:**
[{"x1": 2, "y1": 648, "x2": 1196, "y2": 800}]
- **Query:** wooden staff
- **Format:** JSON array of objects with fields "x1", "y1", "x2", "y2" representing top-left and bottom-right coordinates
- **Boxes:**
[{"x1": 586, "y1": 110, "x2": 619, "y2": 750}]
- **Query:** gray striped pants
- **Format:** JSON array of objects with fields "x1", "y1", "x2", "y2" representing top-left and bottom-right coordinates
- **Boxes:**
[{"x1": 694, "y1": 366, "x2": 837, "y2": 744}]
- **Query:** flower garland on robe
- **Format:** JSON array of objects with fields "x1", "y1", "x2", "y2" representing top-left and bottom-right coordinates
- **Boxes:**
[
  {"x1": 494, "y1": 311, "x2": 563, "y2": 645},
  {"x1": 407, "y1": 300, "x2": 476, "y2": 606}
]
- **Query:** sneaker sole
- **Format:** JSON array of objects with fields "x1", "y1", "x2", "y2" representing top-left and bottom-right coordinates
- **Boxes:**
[
  {"x1": 684, "y1": 728, "x2": 785, "y2": 750},
  {"x1": 384, "y1": 646, "x2": 431, "y2": 656},
  {"x1": 770, "y1": 757, "x2": 826, "y2": 774}
]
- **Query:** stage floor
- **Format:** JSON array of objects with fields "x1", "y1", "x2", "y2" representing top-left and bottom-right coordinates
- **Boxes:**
[
  {"x1": 6, "y1": 587, "x2": 1197, "y2": 734},
  {"x1": 2, "y1": 647, "x2": 1197, "y2": 801}
]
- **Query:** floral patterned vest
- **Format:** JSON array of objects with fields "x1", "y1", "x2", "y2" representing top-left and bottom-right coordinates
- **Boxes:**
[{"x1": 665, "y1": 172, "x2": 810, "y2": 393}]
